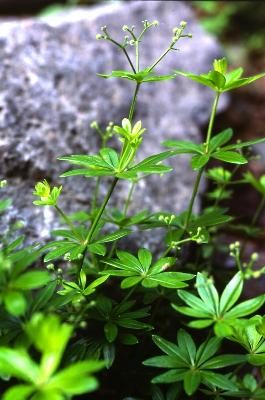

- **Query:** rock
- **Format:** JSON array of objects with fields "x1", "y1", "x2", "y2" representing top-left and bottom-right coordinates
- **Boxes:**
[{"x1": 0, "y1": 1, "x2": 226, "y2": 248}]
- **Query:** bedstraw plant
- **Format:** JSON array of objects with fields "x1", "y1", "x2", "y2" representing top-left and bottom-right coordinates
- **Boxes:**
[{"x1": 1, "y1": 18, "x2": 265, "y2": 400}]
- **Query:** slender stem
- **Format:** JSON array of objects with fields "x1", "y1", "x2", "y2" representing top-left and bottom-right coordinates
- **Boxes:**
[
  {"x1": 183, "y1": 92, "x2": 220, "y2": 231},
  {"x1": 84, "y1": 178, "x2": 119, "y2": 245},
  {"x1": 205, "y1": 92, "x2": 220, "y2": 154},
  {"x1": 91, "y1": 177, "x2": 100, "y2": 212},
  {"x1": 122, "y1": 285, "x2": 137, "y2": 303},
  {"x1": 108, "y1": 38, "x2": 136, "y2": 73},
  {"x1": 135, "y1": 41, "x2": 140, "y2": 72},
  {"x1": 183, "y1": 168, "x2": 204, "y2": 231},
  {"x1": 148, "y1": 46, "x2": 172, "y2": 72},
  {"x1": 252, "y1": 195, "x2": 265, "y2": 226},
  {"x1": 123, "y1": 181, "x2": 136, "y2": 216},
  {"x1": 129, "y1": 83, "x2": 140, "y2": 122},
  {"x1": 54, "y1": 205, "x2": 81, "y2": 240}
]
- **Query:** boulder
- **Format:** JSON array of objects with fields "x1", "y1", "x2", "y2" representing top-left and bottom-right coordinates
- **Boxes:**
[{"x1": 0, "y1": 1, "x2": 226, "y2": 247}]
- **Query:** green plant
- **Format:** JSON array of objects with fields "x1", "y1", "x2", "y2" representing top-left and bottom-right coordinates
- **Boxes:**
[{"x1": 1, "y1": 19, "x2": 265, "y2": 400}]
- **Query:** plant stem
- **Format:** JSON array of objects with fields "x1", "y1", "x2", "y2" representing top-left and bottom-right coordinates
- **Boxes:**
[
  {"x1": 123, "y1": 180, "x2": 136, "y2": 216},
  {"x1": 108, "y1": 38, "x2": 136, "y2": 73},
  {"x1": 148, "y1": 46, "x2": 172, "y2": 72},
  {"x1": 135, "y1": 41, "x2": 140, "y2": 72},
  {"x1": 252, "y1": 195, "x2": 265, "y2": 226},
  {"x1": 84, "y1": 177, "x2": 119, "y2": 246},
  {"x1": 183, "y1": 92, "x2": 220, "y2": 231},
  {"x1": 205, "y1": 92, "x2": 220, "y2": 154},
  {"x1": 54, "y1": 205, "x2": 81, "y2": 240},
  {"x1": 129, "y1": 83, "x2": 140, "y2": 122}
]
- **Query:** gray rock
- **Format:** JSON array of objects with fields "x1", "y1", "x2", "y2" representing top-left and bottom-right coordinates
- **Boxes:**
[{"x1": 0, "y1": 1, "x2": 226, "y2": 248}]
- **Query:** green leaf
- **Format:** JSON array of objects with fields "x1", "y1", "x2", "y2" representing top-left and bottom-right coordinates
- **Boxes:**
[
  {"x1": 191, "y1": 154, "x2": 209, "y2": 170},
  {"x1": 138, "y1": 248, "x2": 152, "y2": 271},
  {"x1": 219, "y1": 272, "x2": 243, "y2": 313},
  {"x1": 201, "y1": 354, "x2": 246, "y2": 369},
  {"x1": 11, "y1": 271, "x2": 51, "y2": 290},
  {"x1": 163, "y1": 140, "x2": 203, "y2": 154},
  {"x1": 151, "y1": 369, "x2": 187, "y2": 384},
  {"x1": 104, "y1": 322, "x2": 118, "y2": 343},
  {"x1": 2, "y1": 385, "x2": 34, "y2": 400},
  {"x1": 87, "y1": 243, "x2": 106, "y2": 256},
  {"x1": 177, "y1": 329, "x2": 196, "y2": 364},
  {"x1": 222, "y1": 137, "x2": 265, "y2": 151},
  {"x1": 196, "y1": 337, "x2": 221, "y2": 365},
  {"x1": 175, "y1": 70, "x2": 217, "y2": 90},
  {"x1": 177, "y1": 290, "x2": 213, "y2": 315},
  {"x1": 100, "y1": 148, "x2": 119, "y2": 169},
  {"x1": 208, "y1": 70, "x2": 226, "y2": 90},
  {"x1": 172, "y1": 304, "x2": 211, "y2": 318},
  {"x1": 0, "y1": 348, "x2": 39, "y2": 382},
  {"x1": 223, "y1": 72, "x2": 265, "y2": 91},
  {"x1": 121, "y1": 276, "x2": 143, "y2": 289},
  {"x1": 201, "y1": 371, "x2": 237, "y2": 391},
  {"x1": 188, "y1": 319, "x2": 213, "y2": 329},
  {"x1": 225, "y1": 294, "x2": 265, "y2": 318},
  {"x1": 184, "y1": 371, "x2": 201, "y2": 395},
  {"x1": 95, "y1": 229, "x2": 131, "y2": 244},
  {"x1": 47, "y1": 361, "x2": 103, "y2": 394},
  {"x1": 144, "y1": 272, "x2": 193, "y2": 289},
  {"x1": 152, "y1": 335, "x2": 189, "y2": 365},
  {"x1": 0, "y1": 198, "x2": 12, "y2": 213},
  {"x1": 196, "y1": 273, "x2": 219, "y2": 314},
  {"x1": 208, "y1": 128, "x2": 233, "y2": 152},
  {"x1": 212, "y1": 150, "x2": 248, "y2": 164},
  {"x1": 4, "y1": 291, "x2": 26, "y2": 316},
  {"x1": 143, "y1": 355, "x2": 184, "y2": 368},
  {"x1": 60, "y1": 168, "x2": 114, "y2": 178},
  {"x1": 83, "y1": 275, "x2": 109, "y2": 296}
]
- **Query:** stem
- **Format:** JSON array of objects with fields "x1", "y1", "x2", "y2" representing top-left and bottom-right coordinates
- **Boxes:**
[
  {"x1": 108, "y1": 38, "x2": 136, "y2": 73},
  {"x1": 148, "y1": 46, "x2": 172, "y2": 72},
  {"x1": 252, "y1": 195, "x2": 265, "y2": 226},
  {"x1": 135, "y1": 40, "x2": 140, "y2": 72},
  {"x1": 205, "y1": 92, "x2": 220, "y2": 154},
  {"x1": 54, "y1": 205, "x2": 81, "y2": 240},
  {"x1": 129, "y1": 83, "x2": 140, "y2": 122},
  {"x1": 84, "y1": 178, "x2": 119, "y2": 246},
  {"x1": 183, "y1": 168, "x2": 204, "y2": 232},
  {"x1": 183, "y1": 92, "x2": 220, "y2": 231},
  {"x1": 123, "y1": 180, "x2": 136, "y2": 216},
  {"x1": 91, "y1": 177, "x2": 100, "y2": 212}
]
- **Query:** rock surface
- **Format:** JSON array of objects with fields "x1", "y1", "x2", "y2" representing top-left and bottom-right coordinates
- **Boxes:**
[{"x1": 0, "y1": 1, "x2": 226, "y2": 247}]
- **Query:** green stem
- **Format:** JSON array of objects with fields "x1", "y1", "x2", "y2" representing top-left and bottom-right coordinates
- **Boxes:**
[
  {"x1": 129, "y1": 83, "x2": 140, "y2": 122},
  {"x1": 205, "y1": 92, "x2": 220, "y2": 154},
  {"x1": 84, "y1": 177, "x2": 119, "y2": 246},
  {"x1": 108, "y1": 38, "x2": 136, "y2": 73},
  {"x1": 135, "y1": 40, "x2": 140, "y2": 72},
  {"x1": 54, "y1": 205, "x2": 81, "y2": 240},
  {"x1": 183, "y1": 92, "x2": 220, "y2": 231},
  {"x1": 123, "y1": 180, "x2": 136, "y2": 216},
  {"x1": 91, "y1": 177, "x2": 100, "y2": 212},
  {"x1": 148, "y1": 46, "x2": 172, "y2": 72},
  {"x1": 252, "y1": 195, "x2": 265, "y2": 226}
]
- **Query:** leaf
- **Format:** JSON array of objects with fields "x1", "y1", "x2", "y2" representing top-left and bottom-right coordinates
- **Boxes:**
[
  {"x1": 191, "y1": 154, "x2": 209, "y2": 170},
  {"x1": 60, "y1": 168, "x2": 114, "y2": 178},
  {"x1": 188, "y1": 319, "x2": 213, "y2": 329},
  {"x1": 83, "y1": 275, "x2": 109, "y2": 295},
  {"x1": 2, "y1": 385, "x2": 34, "y2": 400},
  {"x1": 87, "y1": 243, "x2": 106, "y2": 256},
  {"x1": 175, "y1": 70, "x2": 217, "y2": 91},
  {"x1": 172, "y1": 304, "x2": 211, "y2": 318},
  {"x1": 219, "y1": 272, "x2": 243, "y2": 313},
  {"x1": 223, "y1": 73, "x2": 265, "y2": 91},
  {"x1": 11, "y1": 271, "x2": 51, "y2": 290},
  {"x1": 4, "y1": 291, "x2": 26, "y2": 316},
  {"x1": 177, "y1": 329, "x2": 196, "y2": 364},
  {"x1": 100, "y1": 148, "x2": 119, "y2": 169},
  {"x1": 143, "y1": 355, "x2": 184, "y2": 368},
  {"x1": 104, "y1": 322, "x2": 118, "y2": 343},
  {"x1": 47, "y1": 361, "x2": 103, "y2": 394},
  {"x1": 201, "y1": 371, "x2": 237, "y2": 391},
  {"x1": 0, "y1": 198, "x2": 12, "y2": 213},
  {"x1": 196, "y1": 337, "x2": 222, "y2": 365},
  {"x1": 196, "y1": 273, "x2": 219, "y2": 314},
  {"x1": 212, "y1": 150, "x2": 248, "y2": 164},
  {"x1": 138, "y1": 248, "x2": 152, "y2": 271},
  {"x1": 163, "y1": 140, "x2": 203, "y2": 154},
  {"x1": 0, "y1": 348, "x2": 39, "y2": 382},
  {"x1": 177, "y1": 290, "x2": 213, "y2": 315},
  {"x1": 225, "y1": 294, "x2": 265, "y2": 318},
  {"x1": 208, "y1": 70, "x2": 226, "y2": 90},
  {"x1": 151, "y1": 369, "x2": 187, "y2": 384},
  {"x1": 208, "y1": 128, "x2": 233, "y2": 152},
  {"x1": 121, "y1": 276, "x2": 143, "y2": 289},
  {"x1": 201, "y1": 354, "x2": 246, "y2": 369},
  {"x1": 95, "y1": 229, "x2": 131, "y2": 244},
  {"x1": 184, "y1": 371, "x2": 201, "y2": 395},
  {"x1": 151, "y1": 336, "x2": 189, "y2": 365},
  {"x1": 144, "y1": 272, "x2": 193, "y2": 289},
  {"x1": 222, "y1": 137, "x2": 265, "y2": 151},
  {"x1": 31, "y1": 281, "x2": 57, "y2": 312}
]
